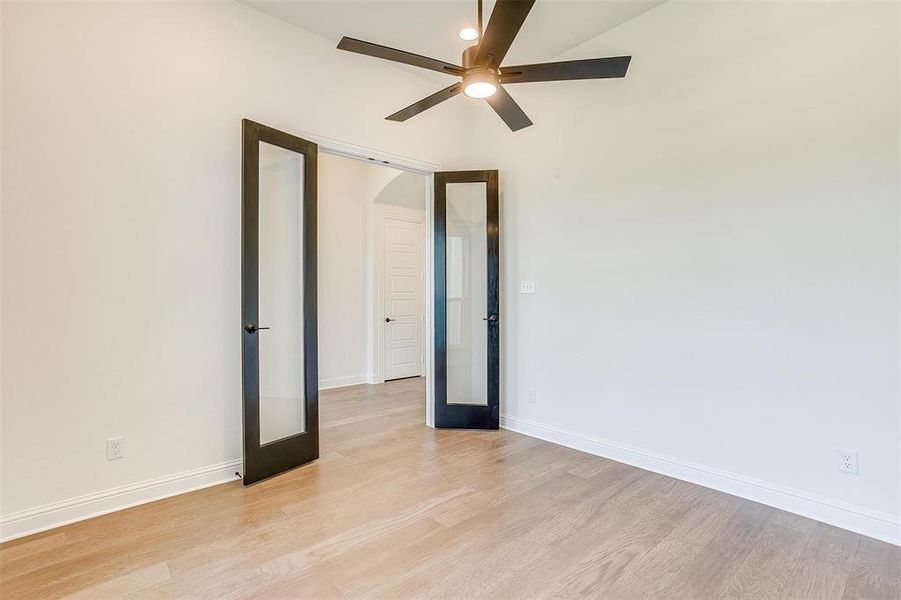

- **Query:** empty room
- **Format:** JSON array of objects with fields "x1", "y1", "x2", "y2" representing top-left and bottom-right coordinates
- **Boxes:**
[{"x1": 0, "y1": 0, "x2": 898, "y2": 598}]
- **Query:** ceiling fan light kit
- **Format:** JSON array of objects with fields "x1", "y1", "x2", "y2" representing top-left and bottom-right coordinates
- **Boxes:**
[
  {"x1": 336, "y1": 0, "x2": 632, "y2": 131},
  {"x1": 463, "y1": 68, "x2": 498, "y2": 98}
]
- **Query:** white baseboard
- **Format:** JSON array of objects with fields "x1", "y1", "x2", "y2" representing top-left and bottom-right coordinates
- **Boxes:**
[
  {"x1": 319, "y1": 375, "x2": 369, "y2": 390},
  {"x1": 2, "y1": 376, "x2": 369, "y2": 543},
  {"x1": 0, "y1": 459, "x2": 242, "y2": 543},
  {"x1": 7, "y1": 416, "x2": 895, "y2": 547},
  {"x1": 501, "y1": 414, "x2": 900, "y2": 546}
]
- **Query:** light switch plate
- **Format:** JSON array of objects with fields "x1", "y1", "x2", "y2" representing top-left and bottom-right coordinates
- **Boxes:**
[{"x1": 520, "y1": 280, "x2": 535, "y2": 294}]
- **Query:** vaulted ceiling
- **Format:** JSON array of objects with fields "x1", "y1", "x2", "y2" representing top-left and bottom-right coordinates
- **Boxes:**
[{"x1": 241, "y1": 1, "x2": 664, "y2": 81}]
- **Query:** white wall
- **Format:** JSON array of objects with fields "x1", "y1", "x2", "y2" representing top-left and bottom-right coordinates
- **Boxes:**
[
  {"x1": 0, "y1": 2, "x2": 5, "y2": 526},
  {"x1": 374, "y1": 172, "x2": 426, "y2": 211},
  {"x1": 472, "y1": 1, "x2": 900, "y2": 542},
  {"x1": 319, "y1": 153, "x2": 372, "y2": 388},
  {"x1": 0, "y1": 0, "x2": 473, "y2": 530}
]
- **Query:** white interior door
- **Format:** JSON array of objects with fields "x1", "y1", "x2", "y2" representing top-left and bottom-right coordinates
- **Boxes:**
[{"x1": 383, "y1": 216, "x2": 423, "y2": 380}]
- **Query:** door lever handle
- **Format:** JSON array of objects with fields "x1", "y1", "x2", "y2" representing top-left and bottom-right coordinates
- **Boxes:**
[
  {"x1": 482, "y1": 315, "x2": 498, "y2": 322},
  {"x1": 244, "y1": 323, "x2": 271, "y2": 334},
  {"x1": 385, "y1": 317, "x2": 396, "y2": 323}
]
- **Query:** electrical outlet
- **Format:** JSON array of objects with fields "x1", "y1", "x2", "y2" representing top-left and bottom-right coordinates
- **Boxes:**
[
  {"x1": 107, "y1": 437, "x2": 124, "y2": 461},
  {"x1": 838, "y1": 449, "x2": 858, "y2": 474},
  {"x1": 528, "y1": 389, "x2": 538, "y2": 405},
  {"x1": 520, "y1": 280, "x2": 535, "y2": 294}
]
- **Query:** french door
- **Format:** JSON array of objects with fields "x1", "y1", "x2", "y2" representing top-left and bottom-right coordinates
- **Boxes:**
[
  {"x1": 241, "y1": 119, "x2": 319, "y2": 485},
  {"x1": 434, "y1": 170, "x2": 499, "y2": 429}
]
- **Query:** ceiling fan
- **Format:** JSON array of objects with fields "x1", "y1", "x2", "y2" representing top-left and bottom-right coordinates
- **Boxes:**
[{"x1": 336, "y1": 0, "x2": 631, "y2": 132}]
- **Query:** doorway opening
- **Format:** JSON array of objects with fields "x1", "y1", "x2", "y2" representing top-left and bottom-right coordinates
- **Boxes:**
[{"x1": 315, "y1": 145, "x2": 433, "y2": 430}]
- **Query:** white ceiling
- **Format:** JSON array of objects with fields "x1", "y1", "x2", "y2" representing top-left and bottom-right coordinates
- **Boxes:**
[{"x1": 241, "y1": 1, "x2": 663, "y2": 81}]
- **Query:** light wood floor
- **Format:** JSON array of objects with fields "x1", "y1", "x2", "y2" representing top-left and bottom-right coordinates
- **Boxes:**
[{"x1": 1, "y1": 378, "x2": 898, "y2": 599}]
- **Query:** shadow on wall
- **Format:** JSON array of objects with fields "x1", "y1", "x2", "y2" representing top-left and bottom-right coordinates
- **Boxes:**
[{"x1": 374, "y1": 171, "x2": 425, "y2": 210}]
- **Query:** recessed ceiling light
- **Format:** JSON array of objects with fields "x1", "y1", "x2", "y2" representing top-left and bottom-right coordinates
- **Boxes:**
[{"x1": 459, "y1": 27, "x2": 479, "y2": 41}]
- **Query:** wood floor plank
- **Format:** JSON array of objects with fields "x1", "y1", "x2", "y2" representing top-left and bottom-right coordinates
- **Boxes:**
[
  {"x1": 543, "y1": 477, "x2": 721, "y2": 599},
  {"x1": 602, "y1": 490, "x2": 746, "y2": 597},
  {"x1": 662, "y1": 500, "x2": 775, "y2": 598},
  {"x1": 715, "y1": 512, "x2": 818, "y2": 600},
  {"x1": 63, "y1": 561, "x2": 171, "y2": 599},
  {"x1": 485, "y1": 473, "x2": 694, "y2": 599},
  {"x1": 778, "y1": 522, "x2": 861, "y2": 600},
  {"x1": 0, "y1": 532, "x2": 66, "y2": 564},
  {"x1": 1, "y1": 378, "x2": 896, "y2": 600},
  {"x1": 842, "y1": 536, "x2": 901, "y2": 600}
]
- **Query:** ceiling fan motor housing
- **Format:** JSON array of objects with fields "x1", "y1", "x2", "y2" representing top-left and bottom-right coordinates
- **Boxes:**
[{"x1": 462, "y1": 44, "x2": 499, "y2": 96}]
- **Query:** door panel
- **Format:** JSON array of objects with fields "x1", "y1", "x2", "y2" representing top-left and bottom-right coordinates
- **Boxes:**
[
  {"x1": 384, "y1": 216, "x2": 423, "y2": 380},
  {"x1": 434, "y1": 171, "x2": 499, "y2": 429},
  {"x1": 242, "y1": 119, "x2": 318, "y2": 485}
]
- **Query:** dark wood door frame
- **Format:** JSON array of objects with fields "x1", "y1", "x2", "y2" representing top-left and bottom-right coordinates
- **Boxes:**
[
  {"x1": 433, "y1": 170, "x2": 499, "y2": 429},
  {"x1": 241, "y1": 119, "x2": 319, "y2": 485}
]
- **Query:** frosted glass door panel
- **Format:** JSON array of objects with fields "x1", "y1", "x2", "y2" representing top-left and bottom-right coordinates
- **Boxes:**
[
  {"x1": 258, "y1": 141, "x2": 305, "y2": 444},
  {"x1": 445, "y1": 182, "x2": 488, "y2": 406}
]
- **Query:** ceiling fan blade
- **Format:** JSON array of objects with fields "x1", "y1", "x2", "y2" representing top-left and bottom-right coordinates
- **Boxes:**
[
  {"x1": 485, "y1": 86, "x2": 533, "y2": 132},
  {"x1": 337, "y1": 37, "x2": 463, "y2": 76},
  {"x1": 386, "y1": 83, "x2": 463, "y2": 122},
  {"x1": 473, "y1": 0, "x2": 536, "y2": 70},
  {"x1": 500, "y1": 56, "x2": 632, "y2": 84},
  {"x1": 500, "y1": 56, "x2": 632, "y2": 83}
]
